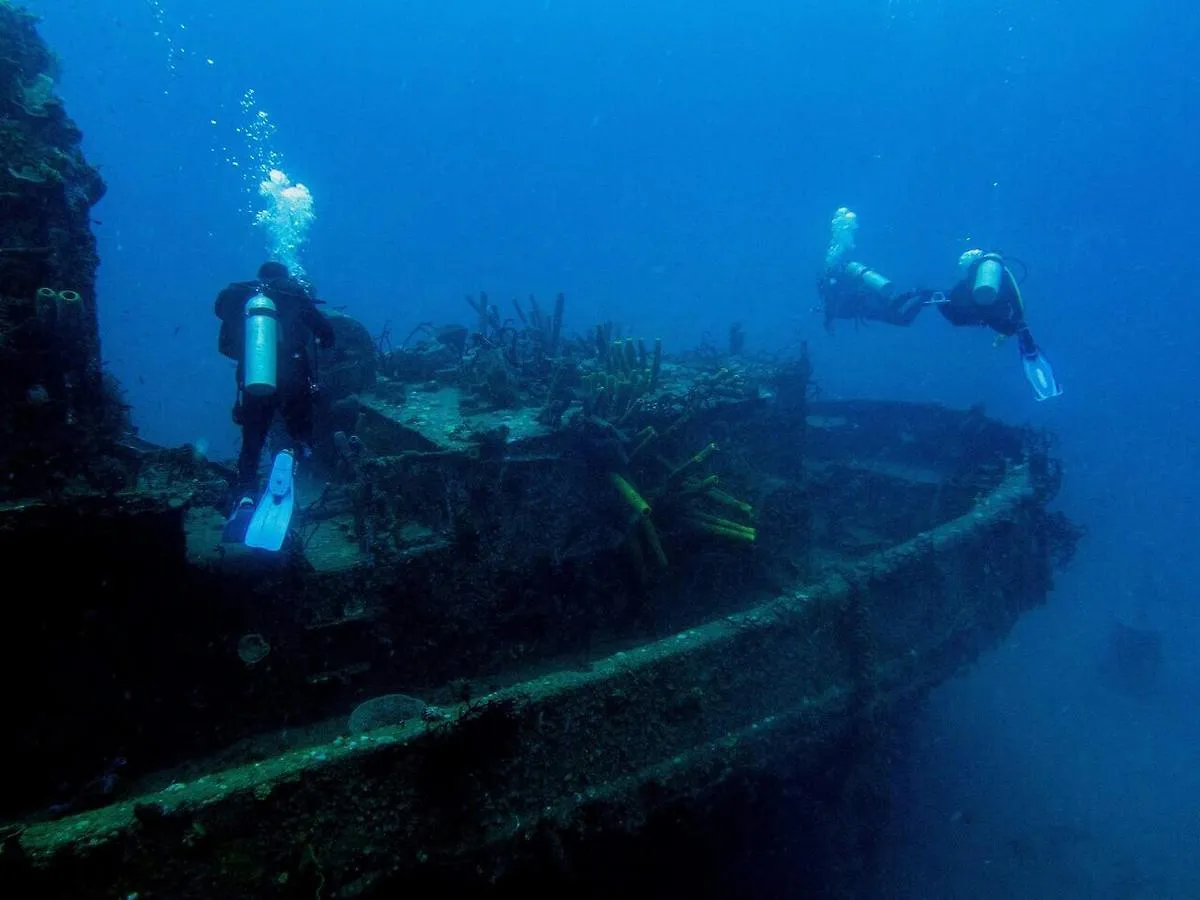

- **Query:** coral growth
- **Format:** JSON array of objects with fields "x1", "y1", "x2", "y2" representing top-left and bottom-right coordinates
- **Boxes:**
[{"x1": 0, "y1": 4, "x2": 124, "y2": 499}]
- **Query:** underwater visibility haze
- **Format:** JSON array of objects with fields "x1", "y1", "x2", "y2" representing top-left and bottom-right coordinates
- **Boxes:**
[{"x1": 1, "y1": 0, "x2": 1198, "y2": 896}]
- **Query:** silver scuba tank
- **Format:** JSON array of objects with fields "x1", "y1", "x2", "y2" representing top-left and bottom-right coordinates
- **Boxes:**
[
  {"x1": 971, "y1": 253, "x2": 1006, "y2": 305},
  {"x1": 243, "y1": 293, "x2": 279, "y2": 397},
  {"x1": 843, "y1": 261, "x2": 895, "y2": 298}
]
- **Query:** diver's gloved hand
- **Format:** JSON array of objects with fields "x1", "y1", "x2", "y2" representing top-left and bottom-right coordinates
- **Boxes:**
[{"x1": 890, "y1": 289, "x2": 944, "y2": 325}]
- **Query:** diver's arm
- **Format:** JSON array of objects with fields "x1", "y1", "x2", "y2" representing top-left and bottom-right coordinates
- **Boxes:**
[
  {"x1": 302, "y1": 303, "x2": 336, "y2": 348},
  {"x1": 275, "y1": 277, "x2": 336, "y2": 348},
  {"x1": 215, "y1": 282, "x2": 256, "y2": 320},
  {"x1": 882, "y1": 288, "x2": 944, "y2": 327}
]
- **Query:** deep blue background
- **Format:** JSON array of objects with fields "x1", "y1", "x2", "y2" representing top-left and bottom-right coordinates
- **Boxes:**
[{"x1": 25, "y1": 1, "x2": 1200, "y2": 894}]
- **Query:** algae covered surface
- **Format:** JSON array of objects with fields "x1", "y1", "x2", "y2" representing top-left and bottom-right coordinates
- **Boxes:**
[{"x1": 0, "y1": 1, "x2": 124, "y2": 501}]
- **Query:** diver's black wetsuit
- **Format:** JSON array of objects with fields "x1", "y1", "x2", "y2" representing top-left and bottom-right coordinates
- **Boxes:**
[
  {"x1": 818, "y1": 258, "x2": 1039, "y2": 357},
  {"x1": 214, "y1": 272, "x2": 335, "y2": 498},
  {"x1": 816, "y1": 266, "x2": 925, "y2": 329},
  {"x1": 936, "y1": 261, "x2": 1037, "y2": 356}
]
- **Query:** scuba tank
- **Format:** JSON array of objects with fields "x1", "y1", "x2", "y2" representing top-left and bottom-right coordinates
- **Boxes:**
[
  {"x1": 243, "y1": 293, "x2": 279, "y2": 397},
  {"x1": 843, "y1": 261, "x2": 895, "y2": 298},
  {"x1": 958, "y1": 249, "x2": 1010, "y2": 305},
  {"x1": 971, "y1": 253, "x2": 1006, "y2": 305}
]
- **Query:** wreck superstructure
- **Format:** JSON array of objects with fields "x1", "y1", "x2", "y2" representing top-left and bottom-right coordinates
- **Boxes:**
[{"x1": 0, "y1": 325, "x2": 1079, "y2": 898}]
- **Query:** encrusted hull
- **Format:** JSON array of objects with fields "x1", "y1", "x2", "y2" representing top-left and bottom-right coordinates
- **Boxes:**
[{"x1": 0, "y1": 398, "x2": 1076, "y2": 897}]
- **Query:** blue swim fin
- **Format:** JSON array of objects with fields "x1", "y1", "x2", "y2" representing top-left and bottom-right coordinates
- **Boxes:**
[
  {"x1": 1022, "y1": 349, "x2": 1063, "y2": 402},
  {"x1": 245, "y1": 450, "x2": 297, "y2": 552}
]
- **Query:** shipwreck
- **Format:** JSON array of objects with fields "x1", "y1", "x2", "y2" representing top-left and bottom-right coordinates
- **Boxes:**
[{"x1": 0, "y1": 6, "x2": 1081, "y2": 898}]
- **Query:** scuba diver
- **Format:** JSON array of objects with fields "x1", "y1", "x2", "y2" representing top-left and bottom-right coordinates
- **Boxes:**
[
  {"x1": 816, "y1": 210, "x2": 1063, "y2": 401},
  {"x1": 214, "y1": 260, "x2": 336, "y2": 550}
]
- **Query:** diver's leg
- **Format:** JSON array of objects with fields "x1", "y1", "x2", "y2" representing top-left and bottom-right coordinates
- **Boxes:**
[
  {"x1": 236, "y1": 392, "x2": 275, "y2": 499},
  {"x1": 279, "y1": 370, "x2": 315, "y2": 460},
  {"x1": 1015, "y1": 325, "x2": 1038, "y2": 357},
  {"x1": 1014, "y1": 324, "x2": 1063, "y2": 400}
]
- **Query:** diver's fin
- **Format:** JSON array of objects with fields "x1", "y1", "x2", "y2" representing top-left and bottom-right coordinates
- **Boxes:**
[
  {"x1": 221, "y1": 496, "x2": 257, "y2": 544},
  {"x1": 245, "y1": 451, "x2": 297, "y2": 552},
  {"x1": 1022, "y1": 350, "x2": 1063, "y2": 402}
]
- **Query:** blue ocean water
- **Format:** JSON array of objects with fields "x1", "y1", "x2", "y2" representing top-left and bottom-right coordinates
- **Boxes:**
[{"x1": 25, "y1": 0, "x2": 1200, "y2": 895}]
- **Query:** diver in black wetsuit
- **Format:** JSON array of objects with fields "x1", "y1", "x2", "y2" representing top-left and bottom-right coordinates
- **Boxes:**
[
  {"x1": 214, "y1": 261, "x2": 336, "y2": 506},
  {"x1": 817, "y1": 250, "x2": 1063, "y2": 401}
]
